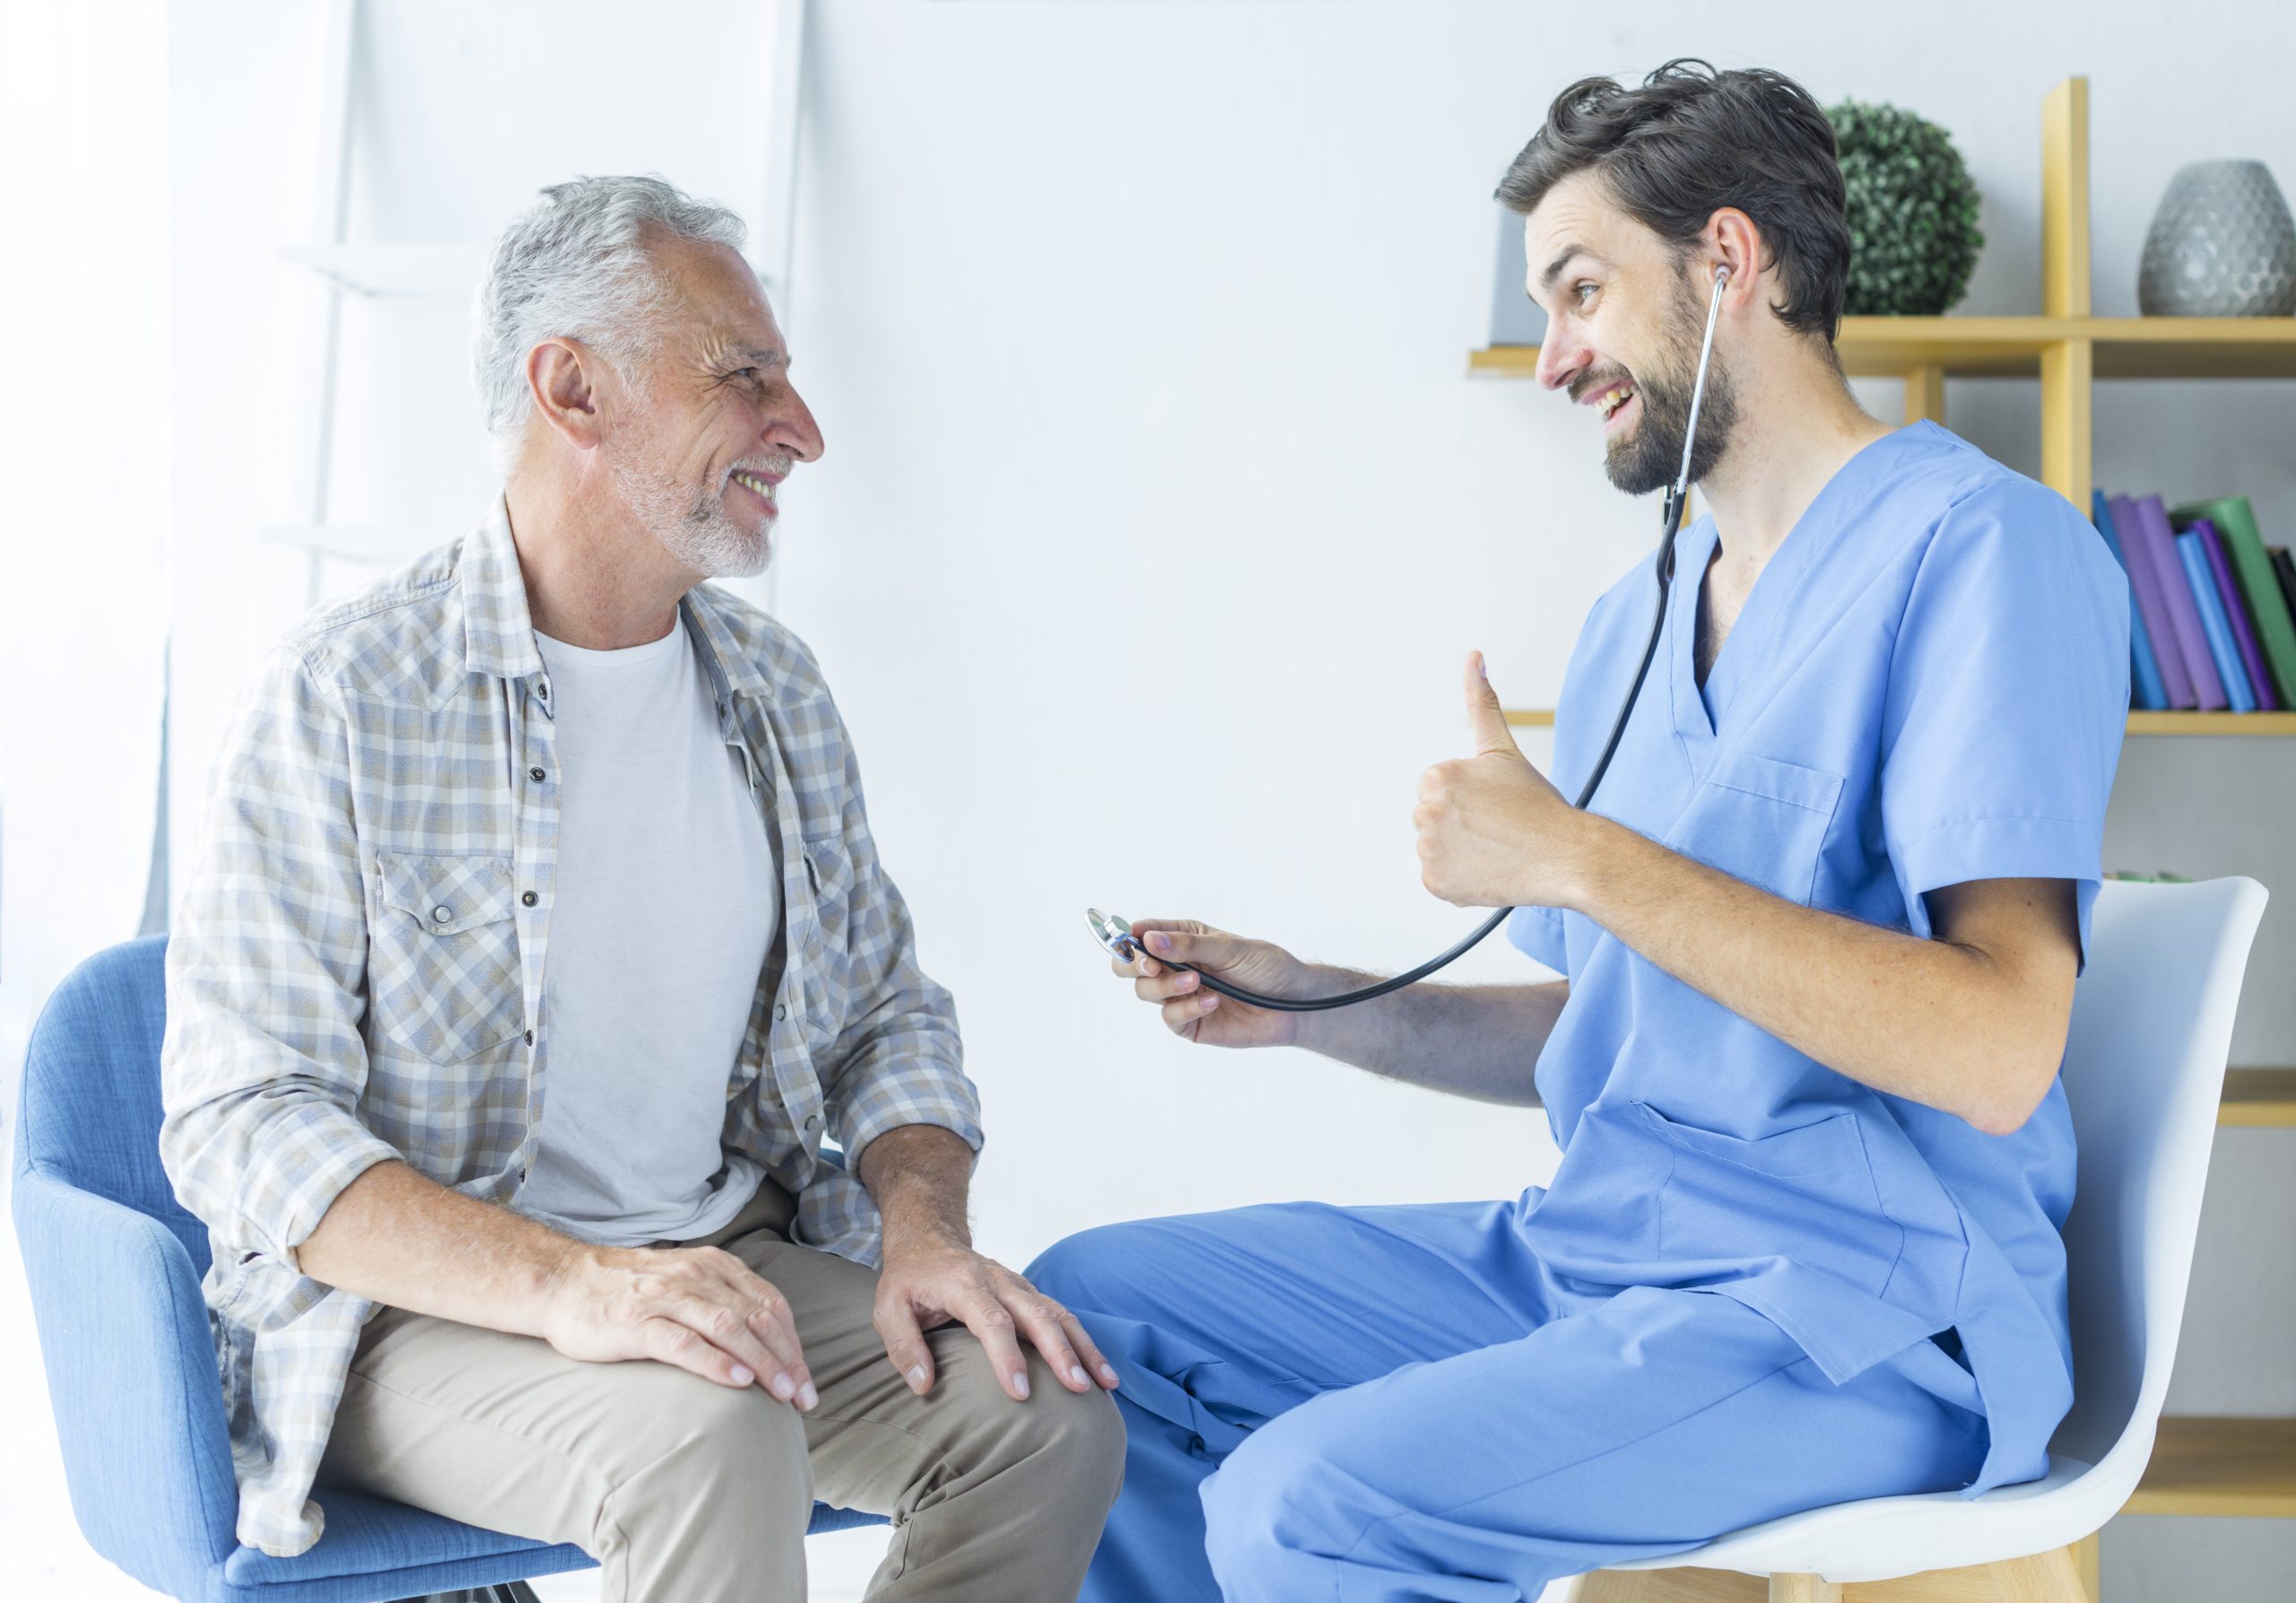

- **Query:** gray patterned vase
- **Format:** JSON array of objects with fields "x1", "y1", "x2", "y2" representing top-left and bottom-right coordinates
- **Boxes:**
[{"x1": 2137, "y1": 159, "x2": 2296, "y2": 317}]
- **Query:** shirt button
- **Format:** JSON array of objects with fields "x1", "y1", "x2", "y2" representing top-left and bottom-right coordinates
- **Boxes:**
[
  {"x1": 521, "y1": 891, "x2": 538, "y2": 907},
  {"x1": 524, "y1": 1029, "x2": 535, "y2": 1047},
  {"x1": 804, "y1": 1113, "x2": 822, "y2": 1132},
  {"x1": 774, "y1": 1003, "x2": 789, "y2": 1021},
  {"x1": 528, "y1": 766, "x2": 546, "y2": 783},
  {"x1": 431, "y1": 905, "x2": 452, "y2": 924}
]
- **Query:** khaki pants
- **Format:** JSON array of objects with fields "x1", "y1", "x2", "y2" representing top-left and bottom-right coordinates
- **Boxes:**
[{"x1": 317, "y1": 1183, "x2": 1125, "y2": 1602}]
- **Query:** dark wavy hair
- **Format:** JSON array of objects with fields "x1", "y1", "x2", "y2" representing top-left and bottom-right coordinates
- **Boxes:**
[{"x1": 1495, "y1": 59, "x2": 1850, "y2": 343}]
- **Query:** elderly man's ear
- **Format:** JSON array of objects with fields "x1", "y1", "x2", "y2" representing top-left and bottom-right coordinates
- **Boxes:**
[{"x1": 526, "y1": 337, "x2": 607, "y2": 453}]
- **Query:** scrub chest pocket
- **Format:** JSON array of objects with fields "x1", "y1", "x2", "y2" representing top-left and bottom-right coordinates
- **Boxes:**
[
  {"x1": 368, "y1": 853, "x2": 526, "y2": 1064},
  {"x1": 1669, "y1": 749, "x2": 1844, "y2": 907}
]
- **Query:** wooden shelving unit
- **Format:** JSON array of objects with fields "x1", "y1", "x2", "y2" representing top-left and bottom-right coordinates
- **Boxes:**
[
  {"x1": 1507, "y1": 709, "x2": 2296, "y2": 736},
  {"x1": 1479, "y1": 75, "x2": 2296, "y2": 1593},
  {"x1": 2219, "y1": 1067, "x2": 2296, "y2": 1128},
  {"x1": 2123, "y1": 1417, "x2": 2296, "y2": 1518}
]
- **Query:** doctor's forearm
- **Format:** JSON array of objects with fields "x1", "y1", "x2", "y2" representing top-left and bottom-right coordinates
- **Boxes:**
[
  {"x1": 1563, "y1": 815, "x2": 2066, "y2": 1134},
  {"x1": 1294, "y1": 974, "x2": 1562, "y2": 1104}
]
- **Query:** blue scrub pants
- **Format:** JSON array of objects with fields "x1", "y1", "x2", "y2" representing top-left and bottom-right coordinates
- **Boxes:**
[{"x1": 1027, "y1": 1199, "x2": 1988, "y2": 1603}]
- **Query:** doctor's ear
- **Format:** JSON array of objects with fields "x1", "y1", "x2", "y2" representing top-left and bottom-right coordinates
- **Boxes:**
[{"x1": 1696, "y1": 207, "x2": 1763, "y2": 306}]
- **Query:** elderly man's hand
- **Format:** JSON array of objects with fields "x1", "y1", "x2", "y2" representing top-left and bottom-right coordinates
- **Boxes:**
[
  {"x1": 873, "y1": 1233, "x2": 1120, "y2": 1401},
  {"x1": 1413, "y1": 652, "x2": 1595, "y2": 911},
  {"x1": 540, "y1": 1239, "x2": 818, "y2": 1407}
]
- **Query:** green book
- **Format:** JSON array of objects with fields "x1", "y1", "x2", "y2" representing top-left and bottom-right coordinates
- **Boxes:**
[{"x1": 2171, "y1": 496, "x2": 2296, "y2": 705}]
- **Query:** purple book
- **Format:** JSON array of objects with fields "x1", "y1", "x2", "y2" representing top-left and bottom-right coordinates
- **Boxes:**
[
  {"x1": 2108, "y1": 494, "x2": 2196, "y2": 709},
  {"x1": 2194, "y1": 518, "x2": 2278, "y2": 710},
  {"x1": 2135, "y1": 493, "x2": 2228, "y2": 709}
]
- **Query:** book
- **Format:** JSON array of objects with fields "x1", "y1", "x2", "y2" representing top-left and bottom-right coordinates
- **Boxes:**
[
  {"x1": 2176, "y1": 530, "x2": 2254, "y2": 710},
  {"x1": 2107, "y1": 494, "x2": 2198, "y2": 708},
  {"x1": 2195, "y1": 518, "x2": 2277, "y2": 710},
  {"x1": 2092, "y1": 489, "x2": 2169, "y2": 710},
  {"x1": 2274, "y1": 546, "x2": 2296, "y2": 626},
  {"x1": 2172, "y1": 496, "x2": 2296, "y2": 706},
  {"x1": 2134, "y1": 494, "x2": 2227, "y2": 709}
]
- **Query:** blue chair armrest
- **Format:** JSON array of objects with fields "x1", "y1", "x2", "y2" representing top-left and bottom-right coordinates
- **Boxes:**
[{"x1": 13, "y1": 1165, "x2": 240, "y2": 1600}]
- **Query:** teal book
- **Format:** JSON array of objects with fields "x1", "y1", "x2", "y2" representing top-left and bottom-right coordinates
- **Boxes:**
[{"x1": 2177, "y1": 530, "x2": 2256, "y2": 711}]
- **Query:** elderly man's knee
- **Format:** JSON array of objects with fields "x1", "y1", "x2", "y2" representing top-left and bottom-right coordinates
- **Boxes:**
[
  {"x1": 1008, "y1": 1371, "x2": 1128, "y2": 1516},
  {"x1": 606, "y1": 1368, "x2": 812, "y2": 1507}
]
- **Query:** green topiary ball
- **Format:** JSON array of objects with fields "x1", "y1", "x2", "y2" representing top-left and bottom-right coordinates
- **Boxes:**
[{"x1": 1827, "y1": 100, "x2": 1985, "y2": 316}]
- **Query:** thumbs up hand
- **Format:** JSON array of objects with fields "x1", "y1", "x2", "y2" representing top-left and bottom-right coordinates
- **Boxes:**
[{"x1": 1413, "y1": 652, "x2": 1588, "y2": 910}]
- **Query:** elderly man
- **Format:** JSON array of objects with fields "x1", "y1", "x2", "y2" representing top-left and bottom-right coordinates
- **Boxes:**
[{"x1": 161, "y1": 176, "x2": 1122, "y2": 1603}]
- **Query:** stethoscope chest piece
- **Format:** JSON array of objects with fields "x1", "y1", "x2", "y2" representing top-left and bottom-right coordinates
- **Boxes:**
[{"x1": 1086, "y1": 908, "x2": 1141, "y2": 963}]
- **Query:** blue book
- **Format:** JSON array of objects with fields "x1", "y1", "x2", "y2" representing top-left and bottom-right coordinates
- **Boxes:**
[
  {"x1": 2177, "y1": 530, "x2": 2257, "y2": 711},
  {"x1": 2093, "y1": 489, "x2": 2168, "y2": 710}
]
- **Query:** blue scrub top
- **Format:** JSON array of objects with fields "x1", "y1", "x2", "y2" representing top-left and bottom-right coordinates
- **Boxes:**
[{"x1": 1508, "y1": 421, "x2": 2129, "y2": 1494}]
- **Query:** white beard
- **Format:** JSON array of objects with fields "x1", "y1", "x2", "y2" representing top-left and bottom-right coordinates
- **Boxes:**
[{"x1": 608, "y1": 446, "x2": 771, "y2": 579}]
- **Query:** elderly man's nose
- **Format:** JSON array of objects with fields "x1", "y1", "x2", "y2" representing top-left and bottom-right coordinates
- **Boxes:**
[{"x1": 772, "y1": 389, "x2": 824, "y2": 463}]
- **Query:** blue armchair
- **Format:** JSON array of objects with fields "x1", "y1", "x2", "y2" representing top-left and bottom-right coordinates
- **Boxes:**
[{"x1": 13, "y1": 936, "x2": 882, "y2": 1603}]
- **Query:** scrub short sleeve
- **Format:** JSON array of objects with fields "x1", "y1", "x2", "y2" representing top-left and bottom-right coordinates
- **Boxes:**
[
  {"x1": 1880, "y1": 481, "x2": 2129, "y2": 972},
  {"x1": 1507, "y1": 903, "x2": 1568, "y2": 974}
]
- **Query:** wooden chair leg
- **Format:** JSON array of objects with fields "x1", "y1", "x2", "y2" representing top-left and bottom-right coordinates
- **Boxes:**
[
  {"x1": 1845, "y1": 1545, "x2": 2090, "y2": 1603},
  {"x1": 2072, "y1": 1532, "x2": 2101, "y2": 1603},
  {"x1": 1771, "y1": 1576, "x2": 1844, "y2": 1603},
  {"x1": 1988, "y1": 1546, "x2": 2089, "y2": 1603},
  {"x1": 1569, "y1": 1569, "x2": 1764, "y2": 1603}
]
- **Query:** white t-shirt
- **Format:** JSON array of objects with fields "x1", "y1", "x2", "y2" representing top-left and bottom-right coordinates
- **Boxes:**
[{"x1": 521, "y1": 614, "x2": 778, "y2": 1245}]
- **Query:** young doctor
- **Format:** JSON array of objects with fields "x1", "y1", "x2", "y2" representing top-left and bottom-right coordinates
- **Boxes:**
[{"x1": 1030, "y1": 59, "x2": 2130, "y2": 1602}]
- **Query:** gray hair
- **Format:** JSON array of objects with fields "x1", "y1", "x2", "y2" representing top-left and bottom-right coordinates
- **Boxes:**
[{"x1": 471, "y1": 174, "x2": 750, "y2": 472}]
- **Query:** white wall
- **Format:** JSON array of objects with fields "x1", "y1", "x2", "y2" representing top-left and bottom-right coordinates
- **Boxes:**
[
  {"x1": 0, "y1": 2, "x2": 170, "y2": 1121},
  {"x1": 7, "y1": 2, "x2": 2292, "y2": 1598}
]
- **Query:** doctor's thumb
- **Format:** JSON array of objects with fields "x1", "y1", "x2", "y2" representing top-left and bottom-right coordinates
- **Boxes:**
[{"x1": 1464, "y1": 652, "x2": 1523, "y2": 757}]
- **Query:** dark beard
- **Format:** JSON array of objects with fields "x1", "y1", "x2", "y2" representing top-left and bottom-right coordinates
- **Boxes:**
[{"x1": 1604, "y1": 278, "x2": 1736, "y2": 499}]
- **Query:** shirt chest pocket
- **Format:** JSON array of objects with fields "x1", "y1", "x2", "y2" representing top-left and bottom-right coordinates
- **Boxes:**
[
  {"x1": 1668, "y1": 750, "x2": 1843, "y2": 907},
  {"x1": 368, "y1": 854, "x2": 526, "y2": 1065}
]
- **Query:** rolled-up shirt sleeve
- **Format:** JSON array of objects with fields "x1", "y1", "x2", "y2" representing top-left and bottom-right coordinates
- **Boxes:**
[
  {"x1": 813, "y1": 710, "x2": 982, "y2": 1166},
  {"x1": 160, "y1": 647, "x2": 401, "y2": 1273}
]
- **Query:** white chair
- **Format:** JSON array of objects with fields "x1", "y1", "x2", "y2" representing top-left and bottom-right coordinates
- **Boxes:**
[{"x1": 1569, "y1": 876, "x2": 2269, "y2": 1603}]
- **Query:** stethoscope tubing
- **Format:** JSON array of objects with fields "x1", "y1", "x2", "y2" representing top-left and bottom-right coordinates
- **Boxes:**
[{"x1": 1143, "y1": 266, "x2": 1730, "y2": 1015}]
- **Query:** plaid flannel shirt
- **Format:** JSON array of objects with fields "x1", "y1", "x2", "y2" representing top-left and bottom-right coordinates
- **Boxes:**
[{"x1": 159, "y1": 500, "x2": 978, "y2": 1557}]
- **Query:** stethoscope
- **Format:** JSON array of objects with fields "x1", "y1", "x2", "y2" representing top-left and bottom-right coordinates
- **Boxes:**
[{"x1": 1088, "y1": 264, "x2": 1733, "y2": 1012}]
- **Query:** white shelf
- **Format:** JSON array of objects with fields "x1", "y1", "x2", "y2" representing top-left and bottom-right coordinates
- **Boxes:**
[
  {"x1": 280, "y1": 243, "x2": 484, "y2": 297},
  {"x1": 259, "y1": 525, "x2": 449, "y2": 564}
]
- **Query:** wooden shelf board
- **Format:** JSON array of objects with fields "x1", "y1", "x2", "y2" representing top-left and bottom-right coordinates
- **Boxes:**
[
  {"x1": 2123, "y1": 1416, "x2": 2296, "y2": 1517},
  {"x1": 2126, "y1": 710, "x2": 2296, "y2": 735},
  {"x1": 1472, "y1": 317, "x2": 2296, "y2": 383},
  {"x1": 1505, "y1": 709, "x2": 2296, "y2": 736},
  {"x1": 2090, "y1": 318, "x2": 2296, "y2": 379},
  {"x1": 2220, "y1": 1068, "x2": 2296, "y2": 1128}
]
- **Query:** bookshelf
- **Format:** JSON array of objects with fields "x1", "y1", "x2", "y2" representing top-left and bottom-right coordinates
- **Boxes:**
[{"x1": 1478, "y1": 76, "x2": 2294, "y2": 1598}]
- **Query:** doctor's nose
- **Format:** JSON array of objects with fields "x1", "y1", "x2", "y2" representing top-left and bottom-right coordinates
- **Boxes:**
[{"x1": 1534, "y1": 332, "x2": 1593, "y2": 393}]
